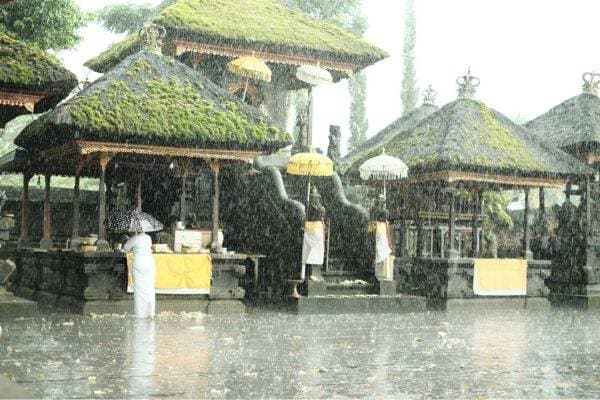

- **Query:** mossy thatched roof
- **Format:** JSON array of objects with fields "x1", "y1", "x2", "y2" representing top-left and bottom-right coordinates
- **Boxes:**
[
  {"x1": 15, "y1": 50, "x2": 292, "y2": 152},
  {"x1": 0, "y1": 33, "x2": 77, "y2": 124},
  {"x1": 524, "y1": 93, "x2": 600, "y2": 153},
  {"x1": 341, "y1": 104, "x2": 438, "y2": 172},
  {"x1": 349, "y1": 99, "x2": 591, "y2": 179},
  {"x1": 85, "y1": 0, "x2": 387, "y2": 73}
]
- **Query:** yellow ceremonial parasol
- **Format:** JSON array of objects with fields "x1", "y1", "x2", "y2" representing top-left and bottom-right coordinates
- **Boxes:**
[
  {"x1": 228, "y1": 52, "x2": 271, "y2": 101},
  {"x1": 287, "y1": 148, "x2": 334, "y2": 206}
]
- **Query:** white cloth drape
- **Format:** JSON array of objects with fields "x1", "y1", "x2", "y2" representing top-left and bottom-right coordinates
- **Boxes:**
[
  {"x1": 301, "y1": 221, "x2": 325, "y2": 280},
  {"x1": 124, "y1": 233, "x2": 156, "y2": 318},
  {"x1": 375, "y1": 222, "x2": 392, "y2": 264}
]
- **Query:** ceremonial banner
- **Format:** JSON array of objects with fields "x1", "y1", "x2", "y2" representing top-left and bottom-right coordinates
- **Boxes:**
[
  {"x1": 473, "y1": 258, "x2": 527, "y2": 296},
  {"x1": 127, "y1": 254, "x2": 212, "y2": 294}
]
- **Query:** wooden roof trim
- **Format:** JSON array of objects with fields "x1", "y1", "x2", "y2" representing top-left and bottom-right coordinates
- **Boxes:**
[
  {"x1": 40, "y1": 140, "x2": 262, "y2": 163},
  {"x1": 171, "y1": 40, "x2": 356, "y2": 76},
  {"x1": 398, "y1": 170, "x2": 567, "y2": 188},
  {"x1": 0, "y1": 90, "x2": 47, "y2": 112}
]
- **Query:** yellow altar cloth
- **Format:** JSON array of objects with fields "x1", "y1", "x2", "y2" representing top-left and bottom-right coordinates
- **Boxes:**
[
  {"x1": 473, "y1": 259, "x2": 527, "y2": 296},
  {"x1": 127, "y1": 254, "x2": 212, "y2": 294}
]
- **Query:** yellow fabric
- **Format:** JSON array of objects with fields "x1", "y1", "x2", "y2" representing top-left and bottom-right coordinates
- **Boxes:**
[
  {"x1": 287, "y1": 151, "x2": 334, "y2": 176},
  {"x1": 304, "y1": 221, "x2": 324, "y2": 233},
  {"x1": 227, "y1": 56, "x2": 272, "y2": 82},
  {"x1": 127, "y1": 254, "x2": 212, "y2": 294},
  {"x1": 473, "y1": 258, "x2": 527, "y2": 296}
]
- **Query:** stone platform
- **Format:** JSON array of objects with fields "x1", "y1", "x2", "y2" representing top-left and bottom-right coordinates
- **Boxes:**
[
  {"x1": 291, "y1": 294, "x2": 426, "y2": 314},
  {"x1": 10, "y1": 248, "x2": 252, "y2": 315},
  {"x1": 0, "y1": 288, "x2": 36, "y2": 318}
]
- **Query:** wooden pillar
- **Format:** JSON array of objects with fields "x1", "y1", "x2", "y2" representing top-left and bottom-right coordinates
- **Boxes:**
[
  {"x1": 209, "y1": 160, "x2": 221, "y2": 253},
  {"x1": 135, "y1": 174, "x2": 142, "y2": 211},
  {"x1": 176, "y1": 159, "x2": 190, "y2": 225},
  {"x1": 471, "y1": 187, "x2": 481, "y2": 257},
  {"x1": 40, "y1": 171, "x2": 53, "y2": 249},
  {"x1": 97, "y1": 154, "x2": 112, "y2": 251},
  {"x1": 523, "y1": 188, "x2": 533, "y2": 260},
  {"x1": 70, "y1": 158, "x2": 86, "y2": 249},
  {"x1": 539, "y1": 186, "x2": 546, "y2": 221},
  {"x1": 415, "y1": 218, "x2": 423, "y2": 258},
  {"x1": 448, "y1": 188, "x2": 458, "y2": 259},
  {"x1": 19, "y1": 171, "x2": 32, "y2": 246}
]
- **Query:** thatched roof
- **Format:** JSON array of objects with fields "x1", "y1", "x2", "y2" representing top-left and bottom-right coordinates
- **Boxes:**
[
  {"x1": 524, "y1": 93, "x2": 600, "y2": 153},
  {"x1": 341, "y1": 103, "x2": 438, "y2": 173},
  {"x1": 15, "y1": 50, "x2": 292, "y2": 152},
  {"x1": 0, "y1": 33, "x2": 77, "y2": 125},
  {"x1": 85, "y1": 0, "x2": 387, "y2": 74},
  {"x1": 349, "y1": 98, "x2": 591, "y2": 179}
]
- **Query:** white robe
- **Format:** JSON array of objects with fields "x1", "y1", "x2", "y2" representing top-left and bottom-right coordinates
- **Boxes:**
[{"x1": 124, "y1": 233, "x2": 156, "y2": 318}]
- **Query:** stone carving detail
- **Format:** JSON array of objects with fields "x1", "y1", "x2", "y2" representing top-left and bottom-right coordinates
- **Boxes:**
[
  {"x1": 292, "y1": 112, "x2": 308, "y2": 155},
  {"x1": 0, "y1": 190, "x2": 6, "y2": 215},
  {"x1": 370, "y1": 194, "x2": 389, "y2": 222},
  {"x1": 582, "y1": 72, "x2": 600, "y2": 96},
  {"x1": 422, "y1": 84, "x2": 437, "y2": 106},
  {"x1": 327, "y1": 125, "x2": 341, "y2": 168},
  {"x1": 139, "y1": 24, "x2": 166, "y2": 54},
  {"x1": 307, "y1": 187, "x2": 326, "y2": 221},
  {"x1": 456, "y1": 68, "x2": 480, "y2": 99}
]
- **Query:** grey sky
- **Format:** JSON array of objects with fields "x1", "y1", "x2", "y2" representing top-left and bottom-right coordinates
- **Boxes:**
[{"x1": 59, "y1": 0, "x2": 599, "y2": 155}]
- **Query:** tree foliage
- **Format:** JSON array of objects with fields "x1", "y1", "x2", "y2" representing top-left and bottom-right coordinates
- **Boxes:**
[
  {"x1": 0, "y1": 0, "x2": 86, "y2": 50},
  {"x1": 348, "y1": 71, "x2": 368, "y2": 152},
  {"x1": 400, "y1": 0, "x2": 418, "y2": 115},
  {"x1": 95, "y1": 0, "x2": 176, "y2": 34}
]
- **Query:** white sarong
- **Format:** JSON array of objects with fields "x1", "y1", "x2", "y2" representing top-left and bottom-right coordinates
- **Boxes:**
[{"x1": 301, "y1": 221, "x2": 325, "y2": 279}]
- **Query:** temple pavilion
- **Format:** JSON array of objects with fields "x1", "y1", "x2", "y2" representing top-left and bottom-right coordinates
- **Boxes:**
[
  {"x1": 84, "y1": 0, "x2": 387, "y2": 129},
  {"x1": 346, "y1": 71, "x2": 592, "y2": 304},
  {"x1": 341, "y1": 86, "x2": 439, "y2": 172},
  {"x1": 3, "y1": 26, "x2": 290, "y2": 251},
  {"x1": 525, "y1": 72, "x2": 600, "y2": 307},
  {"x1": 0, "y1": 33, "x2": 77, "y2": 128}
]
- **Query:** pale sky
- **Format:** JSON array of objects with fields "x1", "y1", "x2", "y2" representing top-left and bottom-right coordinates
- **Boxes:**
[{"x1": 58, "y1": 0, "x2": 600, "y2": 155}]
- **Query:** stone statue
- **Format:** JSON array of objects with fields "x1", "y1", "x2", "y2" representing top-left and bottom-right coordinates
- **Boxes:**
[
  {"x1": 0, "y1": 190, "x2": 6, "y2": 215},
  {"x1": 327, "y1": 125, "x2": 341, "y2": 168},
  {"x1": 292, "y1": 112, "x2": 308, "y2": 155},
  {"x1": 370, "y1": 194, "x2": 389, "y2": 222},
  {"x1": 307, "y1": 186, "x2": 326, "y2": 221}
]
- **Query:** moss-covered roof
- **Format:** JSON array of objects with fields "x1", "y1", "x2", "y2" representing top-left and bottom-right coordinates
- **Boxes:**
[
  {"x1": 15, "y1": 50, "x2": 292, "y2": 152},
  {"x1": 0, "y1": 33, "x2": 77, "y2": 124},
  {"x1": 349, "y1": 99, "x2": 591, "y2": 178},
  {"x1": 524, "y1": 93, "x2": 600, "y2": 153},
  {"x1": 341, "y1": 104, "x2": 438, "y2": 173},
  {"x1": 85, "y1": 0, "x2": 387, "y2": 73}
]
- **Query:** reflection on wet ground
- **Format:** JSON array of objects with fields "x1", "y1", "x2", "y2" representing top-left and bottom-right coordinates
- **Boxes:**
[{"x1": 1, "y1": 308, "x2": 600, "y2": 398}]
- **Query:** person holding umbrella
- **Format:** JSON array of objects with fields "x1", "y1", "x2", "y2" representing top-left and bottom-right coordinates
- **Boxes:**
[
  {"x1": 123, "y1": 231, "x2": 156, "y2": 319},
  {"x1": 106, "y1": 209, "x2": 164, "y2": 319}
]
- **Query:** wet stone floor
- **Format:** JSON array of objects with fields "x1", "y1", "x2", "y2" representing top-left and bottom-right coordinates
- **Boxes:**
[{"x1": 1, "y1": 308, "x2": 600, "y2": 399}]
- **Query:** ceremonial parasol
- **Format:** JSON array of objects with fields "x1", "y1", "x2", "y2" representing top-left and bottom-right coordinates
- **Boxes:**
[
  {"x1": 287, "y1": 148, "x2": 334, "y2": 206},
  {"x1": 359, "y1": 148, "x2": 408, "y2": 204},
  {"x1": 228, "y1": 52, "x2": 272, "y2": 101},
  {"x1": 295, "y1": 62, "x2": 333, "y2": 146},
  {"x1": 105, "y1": 209, "x2": 164, "y2": 233}
]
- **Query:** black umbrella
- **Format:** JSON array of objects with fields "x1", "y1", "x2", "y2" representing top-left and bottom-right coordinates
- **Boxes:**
[{"x1": 104, "y1": 209, "x2": 164, "y2": 233}]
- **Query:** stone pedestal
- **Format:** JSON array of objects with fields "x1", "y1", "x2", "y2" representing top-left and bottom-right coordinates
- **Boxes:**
[{"x1": 0, "y1": 215, "x2": 15, "y2": 244}]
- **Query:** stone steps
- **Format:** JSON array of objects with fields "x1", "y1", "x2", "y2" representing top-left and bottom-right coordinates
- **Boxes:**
[{"x1": 292, "y1": 294, "x2": 425, "y2": 314}]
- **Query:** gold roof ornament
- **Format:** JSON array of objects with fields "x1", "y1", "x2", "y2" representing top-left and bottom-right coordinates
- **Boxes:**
[{"x1": 456, "y1": 67, "x2": 480, "y2": 99}]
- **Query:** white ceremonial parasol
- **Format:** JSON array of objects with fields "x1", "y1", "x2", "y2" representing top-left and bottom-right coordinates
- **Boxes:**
[
  {"x1": 295, "y1": 62, "x2": 333, "y2": 146},
  {"x1": 359, "y1": 148, "x2": 408, "y2": 203}
]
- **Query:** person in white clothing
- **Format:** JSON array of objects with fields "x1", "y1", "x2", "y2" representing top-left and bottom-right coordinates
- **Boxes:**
[{"x1": 123, "y1": 232, "x2": 156, "y2": 318}]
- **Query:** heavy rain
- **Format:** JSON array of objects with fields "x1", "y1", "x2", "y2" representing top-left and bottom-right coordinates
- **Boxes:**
[{"x1": 1, "y1": 0, "x2": 600, "y2": 399}]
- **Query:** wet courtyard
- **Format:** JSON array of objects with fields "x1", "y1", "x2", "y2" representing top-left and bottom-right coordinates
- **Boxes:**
[{"x1": 1, "y1": 307, "x2": 600, "y2": 399}]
